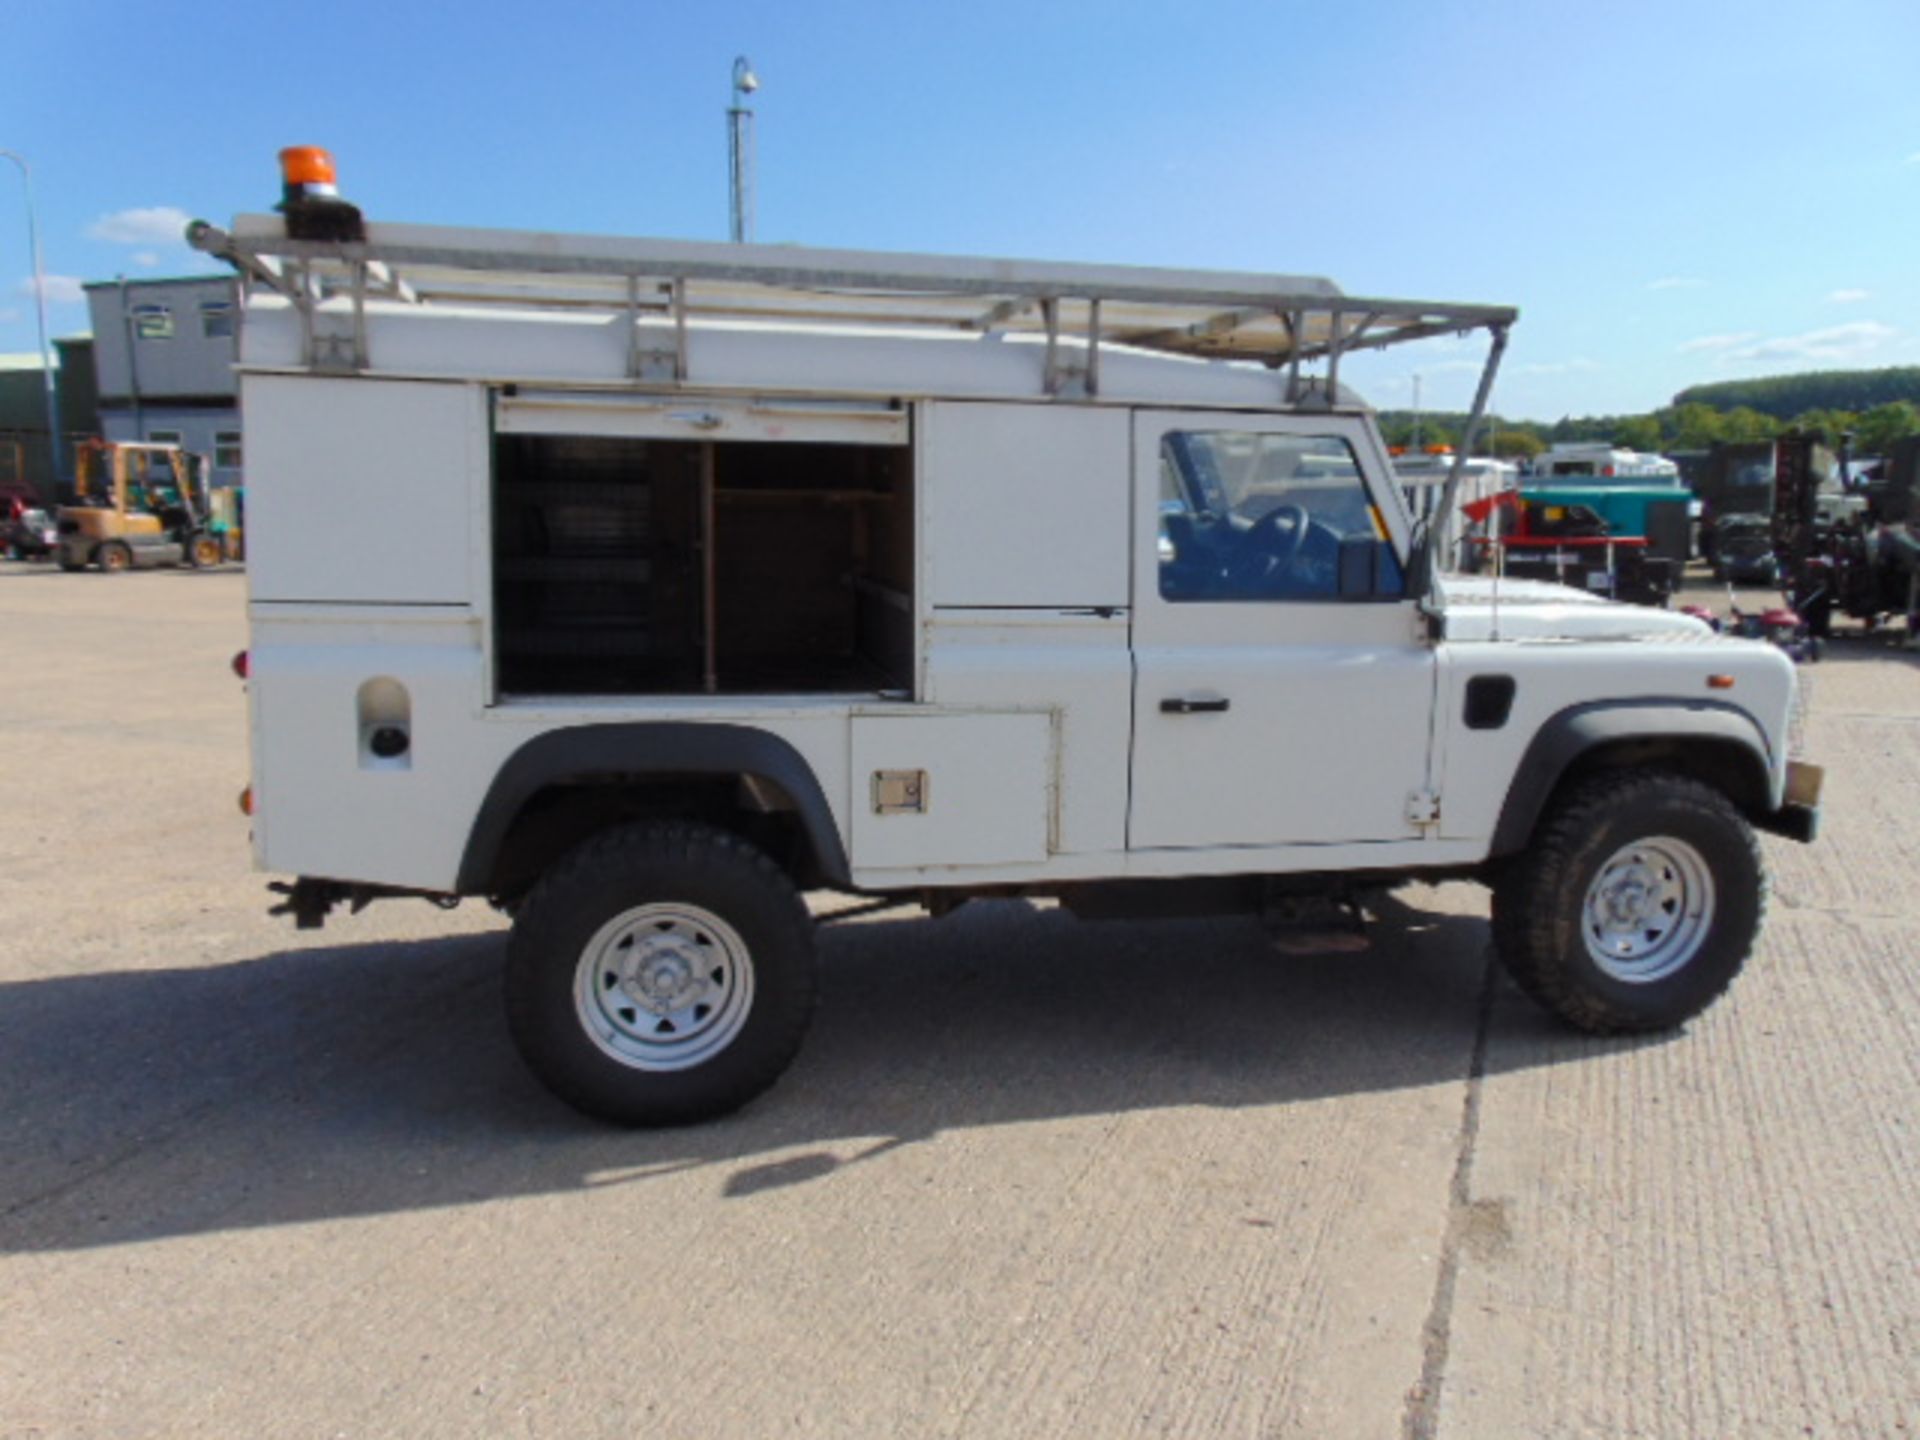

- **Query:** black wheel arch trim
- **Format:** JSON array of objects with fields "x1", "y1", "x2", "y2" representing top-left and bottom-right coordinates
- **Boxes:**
[
  {"x1": 1489, "y1": 699, "x2": 1775, "y2": 858},
  {"x1": 456, "y1": 722, "x2": 850, "y2": 893}
]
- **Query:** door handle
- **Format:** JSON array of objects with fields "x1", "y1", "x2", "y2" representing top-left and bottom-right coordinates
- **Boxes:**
[{"x1": 1161, "y1": 696, "x2": 1230, "y2": 714}]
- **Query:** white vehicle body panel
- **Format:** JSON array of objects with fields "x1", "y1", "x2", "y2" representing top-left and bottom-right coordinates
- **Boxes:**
[
  {"x1": 1430, "y1": 637, "x2": 1796, "y2": 843},
  {"x1": 920, "y1": 402, "x2": 1130, "y2": 609},
  {"x1": 245, "y1": 375, "x2": 483, "y2": 604},
  {"x1": 919, "y1": 610, "x2": 1132, "y2": 860},
  {"x1": 248, "y1": 604, "x2": 865, "y2": 890},
  {"x1": 1437, "y1": 576, "x2": 1712, "y2": 641},
  {"x1": 239, "y1": 296, "x2": 1336, "y2": 412},
  {"x1": 849, "y1": 712, "x2": 1052, "y2": 873},
  {"x1": 1127, "y1": 409, "x2": 1435, "y2": 848},
  {"x1": 1536, "y1": 444, "x2": 1682, "y2": 482},
  {"x1": 224, "y1": 228, "x2": 1802, "y2": 903}
]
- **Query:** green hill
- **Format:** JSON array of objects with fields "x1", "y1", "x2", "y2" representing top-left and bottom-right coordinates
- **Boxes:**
[{"x1": 1674, "y1": 367, "x2": 1920, "y2": 419}]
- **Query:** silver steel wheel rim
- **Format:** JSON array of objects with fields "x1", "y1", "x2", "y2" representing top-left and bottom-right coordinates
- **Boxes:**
[
  {"x1": 574, "y1": 903, "x2": 755, "y2": 1071},
  {"x1": 1581, "y1": 835, "x2": 1716, "y2": 984}
]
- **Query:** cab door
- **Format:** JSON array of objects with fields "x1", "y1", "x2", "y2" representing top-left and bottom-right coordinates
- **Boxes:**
[{"x1": 1127, "y1": 411, "x2": 1438, "y2": 850}]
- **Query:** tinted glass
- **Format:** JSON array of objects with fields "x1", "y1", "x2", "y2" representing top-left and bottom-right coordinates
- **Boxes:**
[{"x1": 1157, "y1": 431, "x2": 1402, "y2": 601}]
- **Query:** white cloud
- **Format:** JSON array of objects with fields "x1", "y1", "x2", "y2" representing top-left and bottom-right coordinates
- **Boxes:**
[
  {"x1": 1679, "y1": 332, "x2": 1759, "y2": 353},
  {"x1": 1906, "y1": 151, "x2": 1920, "y2": 166},
  {"x1": 84, "y1": 205, "x2": 194, "y2": 248},
  {"x1": 131, "y1": 251, "x2": 161, "y2": 269},
  {"x1": 0, "y1": 307, "x2": 19, "y2": 324},
  {"x1": 1725, "y1": 321, "x2": 1897, "y2": 364},
  {"x1": 14, "y1": 274, "x2": 86, "y2": 305},
  {"x1": 1828, "y1": 288, "x2": 1870, "y2": 303},
  {"x1": 1647, "y1": 276, "x2": 1707, "y2": 291}
]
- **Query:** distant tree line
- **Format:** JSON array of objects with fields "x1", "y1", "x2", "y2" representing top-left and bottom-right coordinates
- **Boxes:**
[
  {"x1": 1376, "y1": 365, "x2": 1920, "y2": 463},
  {"x1": 1674, "y1": 367, "x2": 1920, "y2": 419}
]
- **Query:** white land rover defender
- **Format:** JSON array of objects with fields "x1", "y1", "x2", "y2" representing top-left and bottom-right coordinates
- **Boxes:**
[{"x1": 196, "y1": 157, "x2": 1821, "y2": 1125}]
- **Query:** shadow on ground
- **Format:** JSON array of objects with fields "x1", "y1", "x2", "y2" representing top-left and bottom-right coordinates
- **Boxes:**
[
  {"x1": 0, "y1": 895, "x2": 1663, "y2": 1253},
  {"x1": 1800, "y1": 618, "x2": 1920, "y2": 668}
]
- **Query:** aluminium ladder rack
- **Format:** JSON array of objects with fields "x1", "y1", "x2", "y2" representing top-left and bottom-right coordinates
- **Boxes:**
[{"x1": 191, "y1": 214, "x2": 1514, "y2": 406}]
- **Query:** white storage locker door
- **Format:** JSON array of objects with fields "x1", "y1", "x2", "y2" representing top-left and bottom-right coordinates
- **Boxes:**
[
  {"x1": 920, "y1": 401, "x2": 1131, "y2": 609},
  {"x1": 244, "y1": 375, "x2": 483, "y2": 604},
  {"x1": 849, "y1": 712, "x2": 1053, "y2": 872}
]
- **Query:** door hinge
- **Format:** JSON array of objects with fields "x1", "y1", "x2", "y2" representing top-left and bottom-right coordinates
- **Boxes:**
[{"x1": 1406, "y1": 790, "x2": 1441, "y2": 827}]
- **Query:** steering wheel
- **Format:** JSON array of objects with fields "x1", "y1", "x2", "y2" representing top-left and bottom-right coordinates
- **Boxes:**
[{"x1": 1227, "y1": 503, "x2": 1311, "y2": 588}]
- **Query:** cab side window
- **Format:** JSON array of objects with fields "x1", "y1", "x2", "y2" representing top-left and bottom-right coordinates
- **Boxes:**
[{"x1": 1157, "y1": 431, "x2": 1403, "y2": 602}]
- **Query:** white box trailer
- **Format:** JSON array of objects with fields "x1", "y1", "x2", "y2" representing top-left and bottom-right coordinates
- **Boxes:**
[{"x1": 196, "y1": 161, "x2": 1819, "y2": 1124}]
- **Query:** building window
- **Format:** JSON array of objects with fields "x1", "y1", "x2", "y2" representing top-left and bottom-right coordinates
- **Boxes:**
[
  {"x1": 132, "y1": 304, "x2": 174, "y2": 340},
  {"x1": 200, "y1": 301, "x2": 235, "y2": 339},
  {"x1": 215, "y1": 431, "x2": 243, "y2": 470},
  {"x1": 147, "y1": 429, "x2": 182, "y2": 447}
]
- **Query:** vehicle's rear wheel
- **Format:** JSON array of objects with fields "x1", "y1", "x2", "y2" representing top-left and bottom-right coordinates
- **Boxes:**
[
  {"x1": 505, "y1": 821, "x2": 817, "y2": 1125},
  {"x1": 97, "y1": 542, "x2": 132, "y2": 574},
  {"x1": 1491, "y1": 770, "x2": 1764, "y2": 1033},
  {"x1": 188, "y1": 534, "x2": 223, "y2": 568}
]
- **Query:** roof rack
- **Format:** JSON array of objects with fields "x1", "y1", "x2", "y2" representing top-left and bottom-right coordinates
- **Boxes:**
[
  {"x1": 190, "y1": 215, "x2": 1514, "y2": 403},
  {"x1": 191, "y1": 210, "x2": 1517, "y2": 606}
]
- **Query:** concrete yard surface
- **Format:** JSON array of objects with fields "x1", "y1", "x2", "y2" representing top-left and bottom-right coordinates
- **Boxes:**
[{"x1": 2, "y1": 566, "x2": 1917, "y2": 1438}]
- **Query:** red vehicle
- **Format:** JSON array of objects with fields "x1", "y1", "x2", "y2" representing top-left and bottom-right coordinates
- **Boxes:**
[
  {"x1": 5, "y1": 477, "x2": 57, "y2": 560},
  {"x1": 1460, "y1": 491, "x2": 1670, "y2": 606}
]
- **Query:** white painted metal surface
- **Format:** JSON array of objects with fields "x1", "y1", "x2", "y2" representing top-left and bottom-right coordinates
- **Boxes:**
[
  {"x1": 249, "y1": 605, "x2": 863, "y2": 890},
  {"x1": 1429, "y1": 634, "x2": 1796, "y2": 843},
  {"x1": 849, "y1": 712, "x2": 1052, "y2": 872},
  {"x1": 921, "y1": 402, "x2": 1131, "y2": 609},
  {"x1": 921, "y1": 610, "x2": 1132, "y2": 856},
  {"x1": 248, "y1": 607, "x2": 491, "y2": 887},
  {"x1": 1126, "y1": 409, "x2": 1437, "y2": 849},
  {"x1": 244, "y1": 375, "x2": 483, "y2": 605},
  {"x1": 1437, "y1": 576, "x2": 1714, "y2": 640},
  {"x1": 236, "y1": 295, "x2": 1371, "y2": 413},
  {"x1": 212, "y1": 204, "x2": 1809, "y2": 908}
]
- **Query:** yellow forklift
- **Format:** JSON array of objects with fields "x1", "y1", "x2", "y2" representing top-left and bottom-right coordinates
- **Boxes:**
[{"x1": 56, "y1": 440, "x2": 225, "y2": 573}]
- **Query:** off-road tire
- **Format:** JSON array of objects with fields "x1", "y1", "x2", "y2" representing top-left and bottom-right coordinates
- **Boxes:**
[
  {"x1": 1490, "y1": 770, "x2": 1765, "y2": 1033},
  {"x1": 505, "y1": 821, "x2": 817, "y2": 1126}
]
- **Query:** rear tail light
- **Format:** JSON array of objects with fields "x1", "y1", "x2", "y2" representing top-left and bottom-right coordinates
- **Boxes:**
[
  {"x1": 238, "y1": 786, "x2": 254, "y2": 816},
  {"x1": 232, "y1": 649, "x2": 249, "y2": 680}
]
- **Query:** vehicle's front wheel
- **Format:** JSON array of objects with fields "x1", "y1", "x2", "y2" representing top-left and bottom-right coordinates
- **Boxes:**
[
  {"x1": 505, "y1": 821, "x2": 817, "y2": 1125},
  {"x1": 1491, "y1": 771, "x2": 1764, "y2": 1033}
]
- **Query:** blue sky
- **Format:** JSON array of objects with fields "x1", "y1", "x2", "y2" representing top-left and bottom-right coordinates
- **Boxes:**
[{"x1": 5, "y1": 0, "x2": 1918, "y2": 420}]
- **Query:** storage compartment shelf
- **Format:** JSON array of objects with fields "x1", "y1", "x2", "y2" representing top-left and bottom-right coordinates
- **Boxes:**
[
  {"x1": 493, "y1": 429, "x2": 913, "y2": 698},
  {"x1": 498, "y1": 557, "x2": 654, "y2": 582}
]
